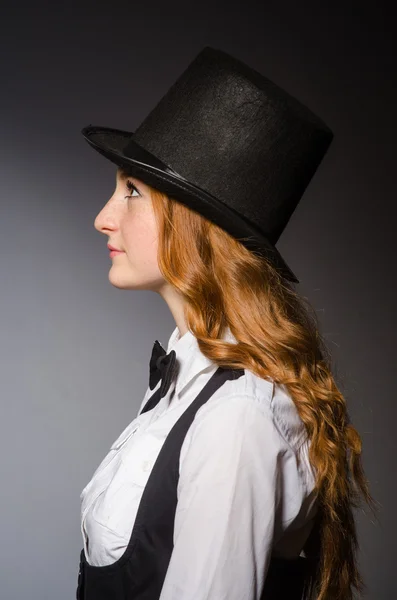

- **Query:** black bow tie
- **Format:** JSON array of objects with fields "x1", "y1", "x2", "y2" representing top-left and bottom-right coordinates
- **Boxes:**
[{"x1": 149, "y1": 340, "x2": 177, "y2": 399}]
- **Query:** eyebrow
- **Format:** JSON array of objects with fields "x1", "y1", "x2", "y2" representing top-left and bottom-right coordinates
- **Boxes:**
[{"x1": 116, "y1": 168, "x2": 145, "y2": 191}]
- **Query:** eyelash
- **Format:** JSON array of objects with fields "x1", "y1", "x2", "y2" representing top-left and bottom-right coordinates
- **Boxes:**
[{"x1": 125, "y1": 179, "x2": 140, "y2": 199}]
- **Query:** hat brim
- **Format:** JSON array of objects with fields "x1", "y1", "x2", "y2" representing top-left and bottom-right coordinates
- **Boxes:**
[{"x1": 81, "y1": 125, "x2": 299, "y2": 283}]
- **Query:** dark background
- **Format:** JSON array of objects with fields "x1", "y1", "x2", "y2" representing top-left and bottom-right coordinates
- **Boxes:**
[{"x1": 1, "y1": 1, "x2": 395, "y2": 598}]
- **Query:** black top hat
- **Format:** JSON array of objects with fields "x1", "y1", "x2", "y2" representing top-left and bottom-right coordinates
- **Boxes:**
[{"x1": 81, "y1": 46, "x2": 334, "y2": 283}]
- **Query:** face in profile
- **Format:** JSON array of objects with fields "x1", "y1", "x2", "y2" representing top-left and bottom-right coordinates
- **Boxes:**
[{"x1": 94, "y1": 168, "x2": 164, "y2": 292}]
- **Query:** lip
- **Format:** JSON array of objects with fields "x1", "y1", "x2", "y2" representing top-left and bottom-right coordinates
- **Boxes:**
[
  {"x1": 107, "y1": 244, "x2": 123, "y2": 251},
  {"x1": 109, "y1": 249, "x2": 125, "y2": 258}
]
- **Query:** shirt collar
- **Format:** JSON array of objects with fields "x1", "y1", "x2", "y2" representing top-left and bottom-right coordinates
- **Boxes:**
[{"x1": 163, "y1": 324, "x2": 238, "y2": 399}]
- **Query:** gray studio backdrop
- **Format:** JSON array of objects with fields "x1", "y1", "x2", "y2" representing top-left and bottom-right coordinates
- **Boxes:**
[{"x1": 1, "y1": 1, "x2": 395, "y2": 598}]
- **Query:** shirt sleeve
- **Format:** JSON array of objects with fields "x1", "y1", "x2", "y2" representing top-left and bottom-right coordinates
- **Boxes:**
[{"x1": 158, "y1": 393, "x2": 287, "y2": 600}]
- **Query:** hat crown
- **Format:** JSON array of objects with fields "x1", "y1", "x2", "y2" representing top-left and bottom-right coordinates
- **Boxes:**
[{"x1": 131, "y1": 47, "x2": 333, "y2": 244}]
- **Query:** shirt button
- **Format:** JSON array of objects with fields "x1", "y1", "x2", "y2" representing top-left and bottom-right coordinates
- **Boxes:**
[{"x1": 142, "y1": 460, "x2": 152, "y2": 472}]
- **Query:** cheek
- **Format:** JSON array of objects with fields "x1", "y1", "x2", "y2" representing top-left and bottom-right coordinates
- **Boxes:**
[{"x1": 121, "y1": 211, "x2": 159, "y2": 266}]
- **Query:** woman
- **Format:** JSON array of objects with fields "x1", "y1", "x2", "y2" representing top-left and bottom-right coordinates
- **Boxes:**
[{"x1": 76, "y1": 46, "x2": 376, "y2": 600}]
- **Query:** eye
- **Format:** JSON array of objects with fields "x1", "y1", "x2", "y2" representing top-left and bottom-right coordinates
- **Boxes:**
[{"x1": 125, "y1": 179, "x2": 141, "y2": 199}]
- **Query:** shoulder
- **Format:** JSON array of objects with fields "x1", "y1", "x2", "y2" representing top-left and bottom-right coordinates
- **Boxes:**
[
  {"x1": 179, "y1": 368, "x2": 317, "y2": 520},
  {"x1": 187, "y1": 368, "x2": 317, "y2": 496},
  {"x1": 193, "y1": 368, "x2": 308, "y2": 453}
]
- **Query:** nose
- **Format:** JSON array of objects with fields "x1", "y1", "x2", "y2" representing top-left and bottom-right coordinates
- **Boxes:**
[{"x1": 94, "y1": 198, "x2": 118, "y2": 235}]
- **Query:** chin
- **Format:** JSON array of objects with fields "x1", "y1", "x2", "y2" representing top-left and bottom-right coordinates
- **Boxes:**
[
  {"x1": 108, "y1": 269, "x2": 133, "y2": 289},
  {"x1": 108, "y1": 272, "x2": 147, "y2": 291}
]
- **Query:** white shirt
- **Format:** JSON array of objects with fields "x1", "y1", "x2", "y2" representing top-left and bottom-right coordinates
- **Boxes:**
[{"x1": 80, "y1": 325, "x2": 318, "y2": 599}]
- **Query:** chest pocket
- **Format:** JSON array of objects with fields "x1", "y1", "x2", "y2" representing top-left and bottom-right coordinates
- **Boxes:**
[
  {"x1": 120, "y1": 432, "x2": 164, "y2": 488},
  {"x1": 89, "y1": 437, "x2": 162, "y2": 537},
  {"x1": 110, "y1": 420, "x2": 141, "y2": 451}
]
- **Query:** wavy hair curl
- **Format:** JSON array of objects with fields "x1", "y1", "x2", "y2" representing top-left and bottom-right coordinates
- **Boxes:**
[{"x1": 145, "y1": 181, "x2": 377, "y2": 600}]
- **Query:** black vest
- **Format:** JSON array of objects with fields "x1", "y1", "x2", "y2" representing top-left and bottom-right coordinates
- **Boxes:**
[{"x1": 76, "y1": 366, "x2": 309, "y2": 599}]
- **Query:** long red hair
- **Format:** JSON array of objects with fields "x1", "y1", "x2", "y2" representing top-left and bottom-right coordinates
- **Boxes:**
[{"x1": 145, "y1": 181, "x2": 378, "y2": 599}]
